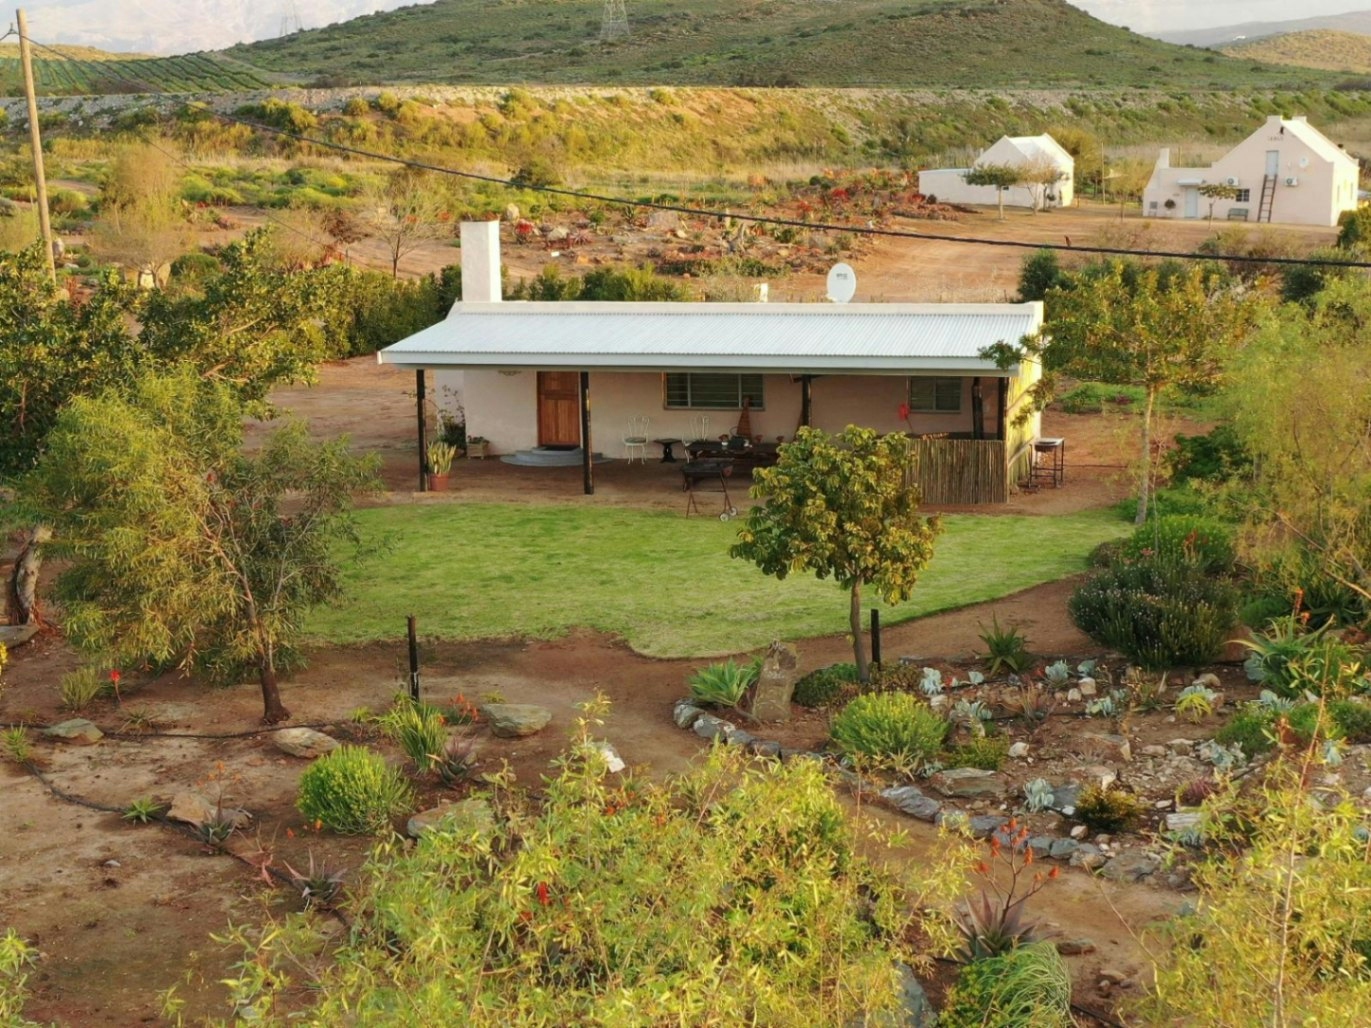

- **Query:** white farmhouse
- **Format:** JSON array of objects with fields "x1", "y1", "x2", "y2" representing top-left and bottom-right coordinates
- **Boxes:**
[
  {"x1": 1143, "y1": 115, "x2": 1360, "y2": 227},
  {"x1": 918, "y1": 134, "x2": 1075, "y2": 211}
]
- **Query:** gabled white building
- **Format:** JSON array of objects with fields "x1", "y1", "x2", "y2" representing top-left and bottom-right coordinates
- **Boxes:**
[
  {"x1": 1143, "y1": 115, "x2": 1360, "y2": 227},
  {"x1": 918, "y1": 134, "x2": 1075, "y2": 211}
]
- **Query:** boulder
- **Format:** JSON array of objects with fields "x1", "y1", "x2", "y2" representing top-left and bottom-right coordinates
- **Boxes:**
[
  {"x1": 748, "y1": 738, "x2": 781, "y2": 759},
  {"x1": 1070, "y1": 844, "x2": 1107, "y2": 871},
  {"x1": 1008, "y1": 741, "x2": 1030, "y2": 759},
  {"x1": 692, "y1": 714, "x2": 733, "y2": 741},
  {"x1": 1028, "y1": 835, "x2": 1054, "y2": 858},
  {"x1": 407, "y1": 797, "x2": 496, "y2": 839},
  {"x1": 672, "y1": 700, "x2": 704, "y2": 729},
  {"x1": 1077, "y1": 676, "x2": 1098, "y2": 697},
  {"x1": 273, "y1": 727, "x2": 339, "y2": 759},
  {"x1": 595, "y1": 742, "x2": 625, "y2": 773},
  {"x1": 1100, "y1": 849, "x2": 1161, "y2": 883},
  {"x1": 967, "y1": 815, "x2": 1005, "y2": 839},
  {"x1": 881, "y1": 785, "x2": 941, "y2": 822},
  {"x1": 43, "y1": 718, "x2": 103, "y2": 745},
  {"x1": 929, "y1": 767, "x2": 1004, "y2": 799},
  {"x1": 481, "y1": 703, "x2": 552, "y2": 738},
  {"x1": 749, "y1": 641, "x2": 800, "y2": 722},
  {"x1": 167, "y1": 791, "x2": 251, "y2": 829},
  {"x1": 1049, "y1": 837, "x2": 1081, "y2": 860}
]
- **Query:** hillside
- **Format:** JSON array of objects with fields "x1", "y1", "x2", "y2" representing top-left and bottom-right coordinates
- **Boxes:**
[
  {"x1": 222, "y1": 0, "x2": 1328, "y2": 89},
  {"x1": 1157, "y1": 11, "x2": 1371, "y2": 48},
  {"x1": 0, "y1": 47, "x2": 273, "y2": 96},
  {"x1": 1220, "y1": 30, "x2": 1371, "y2": 75}
]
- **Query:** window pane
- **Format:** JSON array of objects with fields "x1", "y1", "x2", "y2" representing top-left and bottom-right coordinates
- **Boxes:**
[
  {"x1": 664, "y1": 373, "x2": 765, "y2": 410},
  {"x1": 909, "y1": 377, "x2": 961, "y2": 413},
  {"x1": 934, "y1": 379, "x2": 961, "y2": 412}
]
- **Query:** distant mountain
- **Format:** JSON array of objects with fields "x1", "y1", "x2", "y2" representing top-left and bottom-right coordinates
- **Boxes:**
[
  {"x1": 1155, "y1": 11, "x2": 1371, "y2": 48},
  {"x1": 22, "y1": 0, "x2": 440, "y2": 56},
  {"x1": 1220, "y1": 29, "x2": 1371, "y2": 74},
  {"x1": 221, "y1": 0, "x2": 1330, "y2": 89}
]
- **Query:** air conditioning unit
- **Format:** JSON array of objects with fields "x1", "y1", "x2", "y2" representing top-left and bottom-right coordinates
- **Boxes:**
[
  {"x1": 1285, "y1": 176, "x2": 1300, "y2": 187},
  {"x1": 1224, "y1": 176, "x2": 1240, "y2": 187}
]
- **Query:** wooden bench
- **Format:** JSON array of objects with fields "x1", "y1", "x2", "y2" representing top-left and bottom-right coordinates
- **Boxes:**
[{"x1": 1226, "y1": 208, "x2": 1250, "y2": 221}]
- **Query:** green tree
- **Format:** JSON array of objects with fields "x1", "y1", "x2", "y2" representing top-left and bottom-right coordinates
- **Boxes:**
[
  {"x1": 19, "y1": 370, "x2": 378, "y2": 722},
  {"x1": 1017, "y1": 248, "x2": 1067, "y2": 302},
  {"x1": 731, "y1": 426, "x2": 942, "y2": 682},
  {"x1": 0, "y1": 245, "x2": 140, "y2": 479},
  {"x1": 991, "y1": 261, "x2": 1263, "y2": 524},
  {"x1": 963, "y1": 163, "x2": 1024, "y2": 220},
  {"x1": 138, "y1": 229, "x2": 353, "y2": 405}
]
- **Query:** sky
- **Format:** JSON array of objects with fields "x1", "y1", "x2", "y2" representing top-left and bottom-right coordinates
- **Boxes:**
[
  {"x1": 1070, "y1": 0, "x2": 1367, "y2": 32},
  {"x1": 8, "y1": 1, "x2": 1371, "y2": 55}
]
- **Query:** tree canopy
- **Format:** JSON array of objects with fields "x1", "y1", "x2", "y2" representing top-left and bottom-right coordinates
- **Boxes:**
[
  {"x1": 19, "y1": 369, "x2": 378, "y2": 722},
  {"x1": 731, "y1": 426, "x2": 941, "y2": 681}
]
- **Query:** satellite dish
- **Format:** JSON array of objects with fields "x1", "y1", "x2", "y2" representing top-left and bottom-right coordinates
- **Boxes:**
[{"x1": 826, "y1": 262, "x2": 857, "y2": 304}]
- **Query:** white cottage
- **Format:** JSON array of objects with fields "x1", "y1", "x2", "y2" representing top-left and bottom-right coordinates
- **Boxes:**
[
  {"x1": 1143, "y1": 115, "x2": 1360, "y2": 227},
  {"x1": 918, "y1": 134, "x2": 1075, "y2": 211},
  {"x1": 378, "y1": 223, "x2": 1044, "y2": 503}
]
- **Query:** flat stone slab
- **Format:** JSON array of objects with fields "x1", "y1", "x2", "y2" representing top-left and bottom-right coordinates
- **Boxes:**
[
  {"x1": 0, "y1": 624, "x2": 40, "y2": 648},
  {"x1": 672, "y1": 700, "x2": 704, "y2": 729},
  {"x1": 929, "y1": 767, "x2": 1004, "y2": 799},
  {"x1": 273, "y1": 727, "x2": 339, "y2": 759},
  {"x1": 693, "y1": 714, "x2": 734, "y2": 742},
  {"x1": 880, "y1": 785, "x2": 942, "y2": 822},
  {"x1": 1100, "y1": 850, "x2": 1162, "y2": 883},
  {"x1": 43, "y1": 718, "x2": 103, "y2": 745},
  {"x1": 1081, "y1": 732, "x2": 1132, "y2": 763},
  {"x1": 481, "y1": 703, "x2": 552, "y2": 738},
  {"x1": 407, "y1": 798, "x2": 496, "y2": 839}
]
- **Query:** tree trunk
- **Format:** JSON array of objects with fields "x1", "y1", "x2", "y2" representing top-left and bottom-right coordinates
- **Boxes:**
[
  {"x1": 997, "y1": 188, "x2": 1006, "y2": 221},
  {"x1": 6, "y1": 525, "x2": 50, "y2": 626},
  {"x1": 258, "y1": 660, "x2": 291, "y2": 724},
  {"x1": 850, "y1": 582, "x2": 869, "y2": 684},
  {"x1": 1136, "y1": 386, "x2": 1156, "y2": 526}
]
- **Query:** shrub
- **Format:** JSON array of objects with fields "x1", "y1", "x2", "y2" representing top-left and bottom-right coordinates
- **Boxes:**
[
  {"x1": 0, "y1": 927, "x2": 38, "y2": 1026},
  {"x1": 1074, "y1": 785, "x2": 1145, "y2": 833},
  {"x1": 296, "y1": 746, "x2": 414, "y2": 835},
  {"x1": 941, "y1": 942, "x2": 1072, "y2": 1028},
  {"x1": 1165, "y1": 425, "x2": 1250, "y2": 484},
  {"x1": 688, "y1": 657, "x2": 760, "y2": 708},
  {"x1": 830, "y1": 692, "x2": 946, "y2": 770},
  {"x1": 793, "y1": 662, "x2": 860, "y2": 707},
  {"x1": 1329, "y1": 699, "x2": 1371, "y2": 743},
  {"x1": 1121, "y1": 515, "x2": 1236, "y2": 575},
  {"x1": 1116, "y1": 484, "x2": 1214, "y2": 522},
  {"x1": 216, "y1": 708, "x2": 971, "y2": 1025},
  {"x1": 1069, "y1": 557, "x2": 1237, "y2": 669},
  {"x1": 1216, "y1": 703, "x2": 1276, "y2": 756},
  {"x1": 948, "y1": 734, "x2": 1009, "y2": 771},
  {"x1": 379, "y1": 699, "x2": 448, "y2": 774}
]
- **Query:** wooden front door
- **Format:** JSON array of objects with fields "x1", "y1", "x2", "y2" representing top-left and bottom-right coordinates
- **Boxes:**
[{"x1": 537, "y1": 371, "x2": 582, "y2": 447}]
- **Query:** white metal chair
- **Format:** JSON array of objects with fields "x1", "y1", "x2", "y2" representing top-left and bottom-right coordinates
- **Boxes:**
[{"x1": 623, "y1": 416, "x2": 650, "y2": 464}]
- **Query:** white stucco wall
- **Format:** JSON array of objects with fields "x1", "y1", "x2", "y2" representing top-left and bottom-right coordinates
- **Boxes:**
[
  {"x1": 463, "y1": 371, "x2": 1009, "y2": 458},
  {"x1": 1143, "y1": 117, "x2": 1360, "y2": 227}
]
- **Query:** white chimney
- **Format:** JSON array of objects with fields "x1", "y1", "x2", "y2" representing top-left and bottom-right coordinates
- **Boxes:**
[{"x1": 455, "y1": 221, "x2": 501, "y2": 311}]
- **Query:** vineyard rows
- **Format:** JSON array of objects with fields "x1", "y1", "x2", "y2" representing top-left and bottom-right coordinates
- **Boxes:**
[{"x1": 0, "y1": 52, "x2": 271, "y2": 96}]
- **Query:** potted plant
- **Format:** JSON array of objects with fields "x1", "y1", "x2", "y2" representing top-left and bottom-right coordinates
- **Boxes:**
[
  {"x1": 426, "y1": 441, "x2": 456, "y2": 491},
  {"x1": 467, "y1": 435, "x2": 489, "y2": 460}
]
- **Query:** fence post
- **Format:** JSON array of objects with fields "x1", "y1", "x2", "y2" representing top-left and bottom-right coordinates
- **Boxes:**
[{"x1": 407, "y1": 615, "x2": 420, "y2": 703}]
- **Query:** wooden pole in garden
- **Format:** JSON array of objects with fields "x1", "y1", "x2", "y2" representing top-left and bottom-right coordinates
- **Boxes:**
[
  {"x1": 580, "y1": 371, "x2": 593, "y2": 496},
  {"x1": 416, "y1": 370, "x2": 428, "y2": 492},
  {"x1": 16, "y1": 9, "x2": 55, "y2": 285}
]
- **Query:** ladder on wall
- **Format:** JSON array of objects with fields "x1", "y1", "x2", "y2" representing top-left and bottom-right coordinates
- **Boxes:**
[{"x1": 1257, "y1": 175, "x2": 1278, "y2": 223}]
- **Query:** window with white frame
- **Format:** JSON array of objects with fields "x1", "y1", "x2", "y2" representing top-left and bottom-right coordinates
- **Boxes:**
[
  {"x1": 908, "y1": 377, "x2": 962, "y2": 413},
  {"x1": 664, "y1": 373, "x2": 765, "y2": 410}
]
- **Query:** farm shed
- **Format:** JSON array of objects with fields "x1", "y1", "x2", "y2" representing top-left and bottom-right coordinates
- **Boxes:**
[{"x1": 918, "y1": 134, "x2": 1075, "y2": 211}]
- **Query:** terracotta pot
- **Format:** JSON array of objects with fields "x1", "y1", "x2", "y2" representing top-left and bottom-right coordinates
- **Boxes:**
[{"x1": 426, "y1": 473, "x2": 450, "y2": 492}]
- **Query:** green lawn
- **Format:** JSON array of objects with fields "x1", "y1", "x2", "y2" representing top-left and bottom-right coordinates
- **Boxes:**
[{"x1": 306, "y1": 503, "x2": 1128, "y2": 659}]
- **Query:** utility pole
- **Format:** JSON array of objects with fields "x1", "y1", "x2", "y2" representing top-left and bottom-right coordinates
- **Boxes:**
[{"x1": 16, "y1": 9, "x2": 55, "y2": 284}]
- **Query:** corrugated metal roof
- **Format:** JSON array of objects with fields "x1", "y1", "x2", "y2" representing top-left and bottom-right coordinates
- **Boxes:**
[{"x1": 379, "y1": 301, "x2": 1041, "y2": 375}]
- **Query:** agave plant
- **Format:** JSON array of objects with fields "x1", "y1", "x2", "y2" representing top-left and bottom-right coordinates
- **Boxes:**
[
  {"x1": 950, "y1": 698, "x2": 992, "y2": 731},
  {"x1": 919, "y1": 666, "x2": 945, "y2": 697},
  {"x1": 688, "y1": 658, "x2": 761, "y2": 708},
  {"x1": 1176, "y1": 684, "x2": 1219, "y2": 723},
  {"x1": 1043, "y1": 660, "x2": 1072, "y2": 689},
  {"x1": 1022, "y1": 778, "x2": 1055, "y2": 813},
  {"x1": 283, "y1": 851, "x2": 347, "y2": 908}
]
